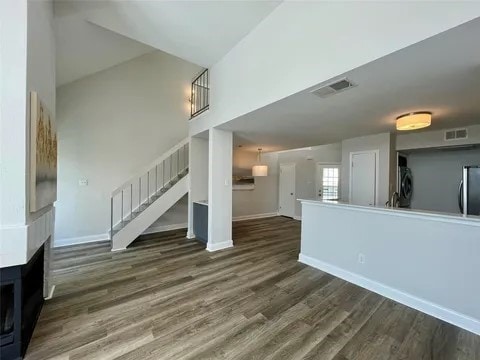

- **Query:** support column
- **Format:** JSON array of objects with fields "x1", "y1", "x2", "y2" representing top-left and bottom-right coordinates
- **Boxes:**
[
  {"x1": 207, "y1": 128, "x2": 233, "y2": 251},
  {"x1": 187, "y1": 136, "x2": 208, "y2": 239}
]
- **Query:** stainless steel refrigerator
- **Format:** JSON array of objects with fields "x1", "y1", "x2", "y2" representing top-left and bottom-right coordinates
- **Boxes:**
[{"x1": 458, "y1": 166, "x2": 480, "y2": 215}]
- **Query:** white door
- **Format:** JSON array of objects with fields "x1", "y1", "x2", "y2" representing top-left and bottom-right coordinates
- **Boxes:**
[
  {"x1": 350, "y1": 151, "x2": 377, "y2": 206},
  {"x1": 316, "y1": 164, "x2": 340, "y2": 201},
  {"x1": 279, "y1": 163, "x2": 296, "y2": 217}
]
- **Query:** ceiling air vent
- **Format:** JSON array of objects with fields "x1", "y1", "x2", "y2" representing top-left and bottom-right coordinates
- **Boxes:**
[
  {"x1": 444, "y1": 128, "x2": 468, "y2": 141},
  {"x1": 311, "y1": 78, "x2": 357, "y2": 98}
]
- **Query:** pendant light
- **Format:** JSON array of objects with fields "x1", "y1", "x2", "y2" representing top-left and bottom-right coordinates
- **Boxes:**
[
  {"x1": 252, "y1": 148, "x2": 268, "y2": 177},
  {"x1": 396, "y1": 112, "x2": 432, "y2": 131}
]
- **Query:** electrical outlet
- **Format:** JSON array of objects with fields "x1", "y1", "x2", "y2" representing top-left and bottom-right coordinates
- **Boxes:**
[
  {"x1": 78, "y1": 179, "x2": 88, "y2": 186},
  {"x1": 358, "y1": 253, "x2": 365, "y2": 264}
]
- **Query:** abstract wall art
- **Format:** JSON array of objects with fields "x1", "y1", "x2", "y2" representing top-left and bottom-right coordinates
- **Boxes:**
[{"x1": 30, "y1": 91, "x2": 57, "y2": 212}]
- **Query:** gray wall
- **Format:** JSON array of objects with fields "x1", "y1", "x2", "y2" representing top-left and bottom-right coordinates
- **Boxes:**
[
  {"x1": 300, "y1": 201, "x2": 480, "y2": 333},
  {"x1": 278, "y1": 143, "x2": 342, "y2": 218},
  {"x1": 232, "y1": 143, "x2": 341, "y2": 219},
  {"x1": 56, "y1": 51, "x2": 200, "y2": 245},
  {"x1": 341, "y1": 133, "x2": 394, "y2": 206},
  {"x1": 232, "y1": 149, "x2": 279, "y2": 217},
  {"x1": 408, "y1": 147, "x2": 480, "y2": 214}
]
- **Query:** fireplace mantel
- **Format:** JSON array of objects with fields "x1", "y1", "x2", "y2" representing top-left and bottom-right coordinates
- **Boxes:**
[{"x1": 1, "y1": 208, "x2": 54, "y2": 268}]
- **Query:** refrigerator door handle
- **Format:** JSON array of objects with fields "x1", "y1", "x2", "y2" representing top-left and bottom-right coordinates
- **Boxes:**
[{"x1": 458, "y1": 180, "x2": 464, "y2": 214}]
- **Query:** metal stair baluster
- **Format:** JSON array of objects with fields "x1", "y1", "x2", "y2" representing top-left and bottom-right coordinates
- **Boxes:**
[
  {"x1": 110, "y1": 197, "x2": 113, "y2": 239},
  {"x1": 155, "y1": 165, "x2": 158, "y2": 196}
]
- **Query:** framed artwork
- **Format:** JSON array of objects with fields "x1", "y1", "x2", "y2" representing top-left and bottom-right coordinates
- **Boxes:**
[{"x1": 30, "y1": 91, "x2": 57, "y2": 212}]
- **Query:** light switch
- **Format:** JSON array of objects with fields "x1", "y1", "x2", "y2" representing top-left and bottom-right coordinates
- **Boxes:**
[{"x1": 79, "y1": 179, "x2": 88, "y2": 186}]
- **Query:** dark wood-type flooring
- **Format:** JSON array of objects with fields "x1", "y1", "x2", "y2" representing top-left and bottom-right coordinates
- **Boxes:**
[{"x1": 26, "y1": 217, "x2": 480, "y2": 359}]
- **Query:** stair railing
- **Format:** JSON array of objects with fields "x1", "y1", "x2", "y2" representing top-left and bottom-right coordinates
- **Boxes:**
[
  {"x1": 190, "y1": 69, "x2": 209, "y2": 118},
  {"x1": 110, "y1": 138, "x2": 189, "y2": 239}
]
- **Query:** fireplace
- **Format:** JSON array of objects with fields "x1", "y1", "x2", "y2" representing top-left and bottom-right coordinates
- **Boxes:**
[{"x1": 0, "y1": 245, "x2": 44, "y2": 359}]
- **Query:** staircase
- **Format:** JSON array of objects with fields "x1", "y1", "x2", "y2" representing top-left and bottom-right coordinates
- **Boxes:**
[{"x1": 110, "y1": 138, "x2": 189, "y2": 251}]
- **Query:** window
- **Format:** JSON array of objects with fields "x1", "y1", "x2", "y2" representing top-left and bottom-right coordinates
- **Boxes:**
[{"x1": 322, "y1": 167, "x2": 339, "y2": 200}]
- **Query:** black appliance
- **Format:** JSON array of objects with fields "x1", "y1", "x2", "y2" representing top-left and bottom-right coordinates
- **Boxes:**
[
  {"x1": 397, "y1": 154, "x2": 413, "y2": 208},
  {"x1": 458, "y1": 165, "x2": 480, "y2": 215}
]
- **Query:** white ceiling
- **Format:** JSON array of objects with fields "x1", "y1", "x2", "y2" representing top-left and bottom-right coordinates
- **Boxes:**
[
  {"x1": 54, "y1": 0, "x2": 281, "y2": 86},
  {"x1": 85, "y1": 1, "x2": 281, "y2": 67},
  {"x1": 55, "y1": 16, "x2": 155, "y2": 86},
  {"x1": 220, "y1": 18, "x2": 480, "y2": 152}
]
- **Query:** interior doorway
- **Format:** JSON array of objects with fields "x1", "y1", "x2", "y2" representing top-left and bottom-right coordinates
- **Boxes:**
[
  {"x1": 349, "y1": 150, "x2": 379, "y2": 206},
  {"x1": 278, "y1": 163, "x2": 296, "y2": 218},
  {"x1": 315, "y1": 163, "x2": 341, "y2": 201}
]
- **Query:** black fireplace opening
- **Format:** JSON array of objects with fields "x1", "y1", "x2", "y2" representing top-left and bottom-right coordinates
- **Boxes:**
[
  {"x1": 1, "y1": 284, "x2": 15, "y2": 344},
  {"x1": 0, "y1": 245, "x2": 45, "y2": 360}
]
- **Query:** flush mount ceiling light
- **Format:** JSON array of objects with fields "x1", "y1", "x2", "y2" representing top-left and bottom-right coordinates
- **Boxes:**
[
  {"x1": 396, "y1": 112, "x2": 432, "y2": 131},
  {"x1": 252, "y1": 148, "x2": 268, "y2": 177}
]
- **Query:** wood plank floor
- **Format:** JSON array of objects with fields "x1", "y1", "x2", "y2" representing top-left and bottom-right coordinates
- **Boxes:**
[{"x1": 27, "y1": 217, "x2": 479, "y2": 359}]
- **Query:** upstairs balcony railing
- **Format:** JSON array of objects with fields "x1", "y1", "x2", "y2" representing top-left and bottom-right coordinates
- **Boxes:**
[{"x1": 190, "y1": 69, "x2": 209, "y2": 118}]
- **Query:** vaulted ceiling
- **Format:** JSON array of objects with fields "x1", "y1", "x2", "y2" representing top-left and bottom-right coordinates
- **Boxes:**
[{"x1": 54, "y1": 0, "x2": 281, "y2": 86}]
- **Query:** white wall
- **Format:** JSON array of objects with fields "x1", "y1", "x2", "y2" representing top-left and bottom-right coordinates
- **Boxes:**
[
  {"x1": 232, "y1": 149, "x2": 278, "y2": 218},
  {"x1": 27, "y1": 0, "x2": 56, "y2": 222},
  {"x1": 0, "y1": 0, "x2": 29, "y2": 228},
  {"x1": 397, "y1": 124, "x2": 480, "y2": 151},
  {"x1": 0, "y1": 0, "x2": 56, "y2": 267},
  {"x1": 56, "y1": 51, "x2": 200, "y2": 245},
  {"x1": 207, "y1": 128, "x2": 233, "y2": 251},
  {"x1": 300, "y1": 201, "x2": 480, "y2": 335},
  {"x1": 408, "y1": 147, "x2": 480, "y2": 214},
  {"x1": 190, "y1": 2, "x2": 480, "y2": 136},
  {"x1": 278, "y1": 143, "x2": 342, "y2": 218},
  {"x1": 341, "y1": 133, "x2": 394, "y2": 206}
]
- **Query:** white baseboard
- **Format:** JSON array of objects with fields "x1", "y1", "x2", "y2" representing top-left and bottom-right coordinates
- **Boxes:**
[
  {"x1": 45, "y1": 285, "x2": 56, "y2": 300},
  {"x1": 142, "y1": 222, "x2": 187, "y2": 235},
  {"x1": 299, "y1": 253, "x2": 480, "y2": 335},
  {"x1": 111, "y1": 247, "x2": 126, "y2": 252},
  {"x1": 186, "y1": 232, "x2": 196, "y2": 239},
  {"x1": 293, "y1": 216, "x2": 302, "y2": 221},
  {"x1": 206, "y1": 240, "x2": 233, "y2": 252},
  {"x1": 55, "y1": 223, "x2": 187, "y2": 248},
  {"x1": 233, "y1": 213, "x2": 277, "y2": 222},
  {"x1": 54, "y1": 233, "x2": 109, "y2": 248}
]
